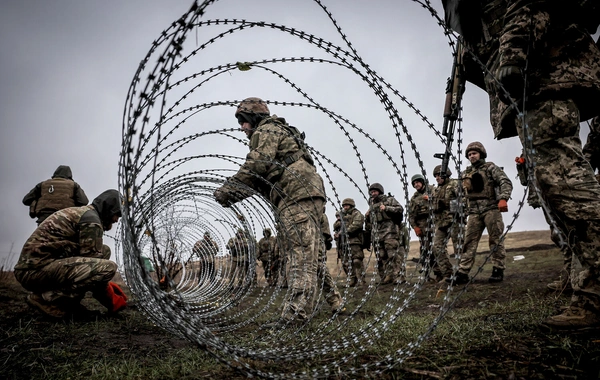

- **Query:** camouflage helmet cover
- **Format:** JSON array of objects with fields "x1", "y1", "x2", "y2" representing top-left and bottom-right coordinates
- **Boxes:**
[
  {"x1": 465, "y1": 141, "x2": 487, "y2": 159},
  {"x1": 368, "y1": 182, "x2": 384, "y2": 194},
  {"x1": 342, "y1": 198, "x2": 355, "y2": 207},
  {"x1": 411, "y1": 174, "x2": 425, "y2": 186},
  {"x1": 235, "y1": 97, "x2": 270, "y2": 119},
  {"x1": 433, "y1": 165, "x2": 452, "y2": 177}
]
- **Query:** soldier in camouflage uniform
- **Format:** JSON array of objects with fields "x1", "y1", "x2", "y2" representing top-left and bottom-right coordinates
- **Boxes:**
[
  {"x1": 319, "y1": 208, "x2": 345, "y2": 314},
  {"x1": 214, "y1": 97, "x2": 326, "y2": 324},
  {"x1": 257, "y1": 228, "x2": 277, "y2": 286},
  {"x1": 365, "y1": 183, "x2": 406, "y2": 284},
  {"x1": 23, "y1": 165, "x2": 89, "y2": 225},
  {"x1": 334, "y1": 198, "x2": 365, "y2": 287},
  {"x1": 193, "y1": 231, "x2": 219, "y2": 282},
  {"x1": 226, "y1": 229, "x2": 252, "y2": 287},
  {"x1": 431, "y1": 165, "x2": 460, "y2": 282},
  {"x1": 14, "y1": 189, "x2": 125, "y2": 318},
  {"x1": 450, "y1": 142, "x2": 512, "y2": 284},
  {"x1": 333, "y1": 211, "x2": 343, "y2": 265},
  {"x1": 442, "y1": 0, "x2": 600, "y2": 328},
  {"x1": 409, "y1": 174, "x2": 436, "y2": 278}
]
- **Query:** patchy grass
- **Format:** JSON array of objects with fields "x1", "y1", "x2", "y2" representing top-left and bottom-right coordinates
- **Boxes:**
[{"x1": 1, "y1": 231, "x2": 599, "y2": 379}]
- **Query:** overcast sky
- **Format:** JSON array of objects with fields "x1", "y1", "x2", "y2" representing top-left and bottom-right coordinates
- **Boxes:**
[{"x1": 2, "y1": 0, "x2": 571, "y2": 268}]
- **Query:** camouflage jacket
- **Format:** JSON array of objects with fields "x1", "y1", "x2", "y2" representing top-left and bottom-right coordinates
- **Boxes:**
[
  {"x1": 257, "y1": 236, "x2": 276, "y2": 261},
  {"x1": 365, "y1": 194, "x2": 403, "y2": 241},
  {"x1": 408, "y1": 184, "x2": 435, "y2": 229},
  {"x1": 227, "y1": 235, "x2": 250, "y2": 262},
  {"x1": 321, "y1": 213, "x2": 333, "y2": 248},
  {"x1": 223, "y1": 115, "x2": 326, "y2": 208},
  {"x1": 332, "y1": 215, "x2": 342, "y2": 248},
  {"x1": 22, "y1": 165, "x2": 88, "y2": 224},
  {"x1": 15, "y1": 205, "x2": 105, "y2": 270},
  {"x1": 454, "y1": 0, "x2": 600, "y2": 140},
  {"x1": 433, "y1": 178, "x2": 459, "y2": 228},
  {"x1": 336, "y1": 206, "x2": 364, "y2": 246},
  {"x1": 461, "y1": 160, "x2": 513, "y2": 214},
  {"x1": 583, "y1": 116, "x2": 600, "y2": 172},
  {"x1": 193, "y1": 237, "x2": 219, "y2": 263}
]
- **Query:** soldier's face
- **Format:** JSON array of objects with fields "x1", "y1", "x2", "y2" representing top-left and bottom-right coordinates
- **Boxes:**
[
  {"x1": 342, "y1": 204, "x2": 351, "y2": 211},
  {"x1": 435, "y1": 174, "x2": 444, "y2": 185},
  {"x1": 369, "y1": 189, "x2": 380, "y2": 198},
  {"x1": 104, "y1": 214, "x2": 121, "y2": 231},
  {"x1": 468, "y1": 151, "x2": 480, "y2": 163},
  {"x1": 240, "y1": 121, "x2": 253, "y2": 139},
  {"x1": 412, "y1": 181, "x2": 423, "y2": 191}
]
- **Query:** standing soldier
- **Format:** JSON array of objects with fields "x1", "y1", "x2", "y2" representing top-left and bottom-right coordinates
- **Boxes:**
[
  {"x1": 365, "y1": 183, "x2": 406, "y2": 285},
  {"x1": 431, "y1": 165, "x2": 460, "y2": 282},
  {"x1": 257, "y1": 228, "x2": 277, "y2": 286},
  {"x1": 23, "y1": 165, "x2": 89, "y2": 225},
  {"x1": 319, "y1": 208, "x2": 345, "y2": 314},
  {"x1": 451, "y1": 142, "x2": 513, "y2": 284},
  {"x1": 409, "y1": 174, "x2": 436, "y2": 278},
  {"x1": 214, "y1": 97, "x2": 326, "y2": 325},
  {"x1": 14, "y1": 189, "x2": 126, "y2": 318},
  {"x1": 441, "y1": 0, "x2": 600, "y2": 329},
  {"x1": 226, "y1": 229, "x2": 251, "y2": 288},
  {"x1": 193, "y1": 231, "x2": 219, "y2": 282},
  {"x1": 334, "y1": 198, "x2": 365, "y2": 287},
  {"x1": 333, "y1": 211, "x2": 343, "y2": 266}
]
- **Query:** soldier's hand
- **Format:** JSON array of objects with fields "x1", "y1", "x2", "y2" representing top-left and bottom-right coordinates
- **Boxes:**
[
  {"x1": 365, "y1": 209, "x2": 370, "y2": 217},
  {"x1": 325, "y1": 240, "x2": 332, "y2": 250},
  {"x1": 498, "y1": 199, "x2": 508, "y2": 213},
  {"x1": 214, "y1": 188, "x2": 232, "y2": 207},
  {"x1": 496, "y1": 65, "x2": 524, "y2": 104},
  {"x1": 413, "y1": 227, "x2": 423, "y2": 237},
  {"x1": 422, "y1": 195, "x2": 429, "y2": 201},
  {"x1": 379, "y1": 204, "x2": 386, "y2": 211}
]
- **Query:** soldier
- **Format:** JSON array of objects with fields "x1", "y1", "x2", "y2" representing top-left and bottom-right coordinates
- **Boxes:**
[
  {"x1": 365, "y1": 183, "x2": 406, "y2": 284},
  {"x1": 409, "y1": 174, "x2": 436, "y2": 278},
  {"x1": 214, "y1": 97, "x2": 326, "y2": 324},
  {"x1": 451, "y1": 142, "x2": 513, "y2": 284},
  {"x1": 23, "y1": 165, "x2": 89, "y2": 225},
  {"x1": 192, "y1": 231, "x2": 219, "y2": 282},
  {"x1": 226, "y1": 228, "x2": 252, "y2": 287},
  {"x1": 13, "y1": 189, "x2": 126, "y2": 318},
  {"x1": 431, "y1": 165, "x2": 460, "y2": 282},
  {"x1": 319, "y1": 208, "x2": 345, "y2": 314},
  {"x1": 257, "y1": 228, "x2": 277, "y2": 286},
  {"x1": 334, "y1": 198, "x2": 365, "y2": 287},
  {"x1": 442, "y1": 0, "x2": 600, "y2": 328},
  {"x1": 333, "y1": 211, "x2": 343, "y2": 265}
]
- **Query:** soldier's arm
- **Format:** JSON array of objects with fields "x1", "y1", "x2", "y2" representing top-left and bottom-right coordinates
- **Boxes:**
[
  {"x1": 22, "y1": 183, "x2": 42, "y2": 206},
  {"x1": 408, "y1": 199, "x2": 417, "y2": 228},
  {"x1": 230, "y1": 126, "x2": 281, "y2": 189},
  {"x1": 74, "y1": 183, "x2": 89, "y2": 206},
  {"x1": 492, "y1": 166, "x2": 514, "y2": 200},
  {"x1": 78, "y1": 222, "x2": 105, "y2": 258},
  {"x1": 333, "y1": 219, "x2": 341, "y2": 232},
  {"x1": 346, "y1": 212, "x2": 364, "y2": 235},
  {"x1": 501, "y1": 3, "x2": 550, "y2": 68},
  {"x1": 384, "y1": 197, "x2": 404, "y2": 215}
]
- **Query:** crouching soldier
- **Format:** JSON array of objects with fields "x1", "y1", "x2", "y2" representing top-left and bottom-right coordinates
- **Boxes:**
[{"x1": 14, "y1": 189, "x2": 127, "y2": 318}]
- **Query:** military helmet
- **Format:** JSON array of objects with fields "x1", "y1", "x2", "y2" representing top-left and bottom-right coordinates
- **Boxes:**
[
  {"x1": 433, "y1": 165, "x2": 452, "y2": 177},
  {"x1": 368, "y1": 183, "x2": 384, "y2": 194},
  {"x1": 263, "y1": 228, "x2": 272, "y2": 237},
  {"x1": 465, "y1": 141, "x2": 487, "y2": 159},
  {"x1": 204, "y1": 231, "x2": 211, "y2": 237},
  {"x1": 411, "y1": 174, "x2": 425, "y2": 186},
  {"x1": 235, "y1": 97, "x2": 270, "y2": 119},
  {"x1": 342, "y1": 198, "x2": 355, "y2": 207}
]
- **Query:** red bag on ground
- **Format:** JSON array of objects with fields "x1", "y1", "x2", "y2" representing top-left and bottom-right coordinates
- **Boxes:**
[{"x1": 105, "y1": 282, "x2": 128, "y2": 312}]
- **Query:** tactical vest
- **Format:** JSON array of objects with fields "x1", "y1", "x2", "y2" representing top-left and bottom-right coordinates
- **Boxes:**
[
  {"x1": 34, "y1": 178, "x2": 76, "y2": 215},
  {"x1": 464, "y1": 163, "x2": 497, "y2": 201},
  {"x1": 370, "y1": 195, "x2": 400, "y2": 224}
]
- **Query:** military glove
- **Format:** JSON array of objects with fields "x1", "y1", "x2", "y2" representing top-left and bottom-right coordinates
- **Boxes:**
[
  {"x1": 496, "y1": 65, "x2": 524, "y2": 104},
  {"x1": 422, "y1": 195, "x2": 429, "y2": 201},
  {"x1": 325, "y1": 240, "x2": 332, "y2": 251},
  {"x1": 413, "y1": 227, "x2": 423, "y2": 237},
  {"x1": 515, "y1": 156, "x2": 525, "y2": 165},
  {"x1": 498, "y1": 199, "x2": 508, "y2": 213}
]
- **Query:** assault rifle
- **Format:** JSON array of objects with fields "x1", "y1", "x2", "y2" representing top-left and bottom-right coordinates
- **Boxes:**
[{"x1": 434, "y1": 37, "x2": 465, "y2": 178}]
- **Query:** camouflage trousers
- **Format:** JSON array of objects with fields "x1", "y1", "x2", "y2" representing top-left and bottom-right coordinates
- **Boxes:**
[
  {"x1": 417, "y1": 222, "x2": 435, "y2": 271},
  {"x1": 280, "y1": 198, "x2": 323, "y2": 321},
  {"x1": 316, "y1": 248, "x2": 342, "y2": 309},
  {"x1": 14, "y1": 245, "x2": 116, "y2": 304},
  {"x1": 340, "y1": 244, "x2": 364, "y2": 283},
  {"x1": 432, "y1": 223, "x2": 459, "y2": 278},
  {"x1": 517, "y1": 99, "x2": 600, "y2": 310},
  {"x1": 374, "y1": 238, "x2": 404, "y2": 280},
  {"x1": 459, "y1": 209, "x2": 506, "y2": 274}
]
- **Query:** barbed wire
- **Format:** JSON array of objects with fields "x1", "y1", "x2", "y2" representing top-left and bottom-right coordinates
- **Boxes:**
[{"x1": 116, "y1": 0, "x2": 542, "y2": 378}]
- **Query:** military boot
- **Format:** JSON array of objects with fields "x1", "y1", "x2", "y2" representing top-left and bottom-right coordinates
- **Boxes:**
[
  {"x1": 381, "y1": 274, "x2": 394, "y2": 285},
  {"x1": 347, "y1": 277, "x2": 358, "y2": 287},
  {"x1": 542, "y1": 306, "x2": 600, "y2": 330},
  {"x1": 547, "y1": 276, "x2": 572, "y2": 292},
  {"x1": 489, "y1": 267, "x2": 504, "y2": 283},
  {"x1": 27, "y1": 293, "x2": 68, "y2": 319},
  {"x1": 446, "y1": 271, "x2": 469, "y2": 285}
]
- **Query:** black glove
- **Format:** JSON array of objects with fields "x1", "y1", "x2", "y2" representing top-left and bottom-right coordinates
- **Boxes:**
[{"x1": 325, "y1": 240, "x2": 332, "y2": 251}]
